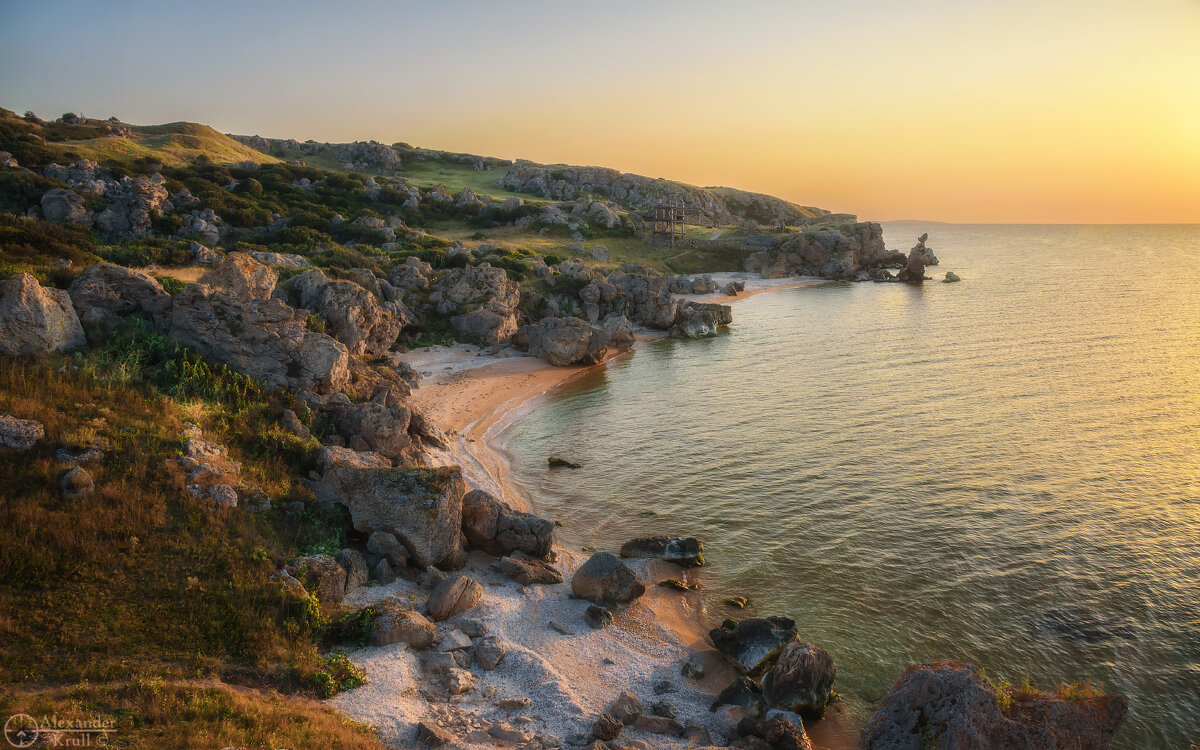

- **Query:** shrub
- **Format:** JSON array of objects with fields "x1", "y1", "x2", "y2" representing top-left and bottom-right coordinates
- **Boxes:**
[{"x1": 307, "y1": 652, "x2": 367, "y2": 698}]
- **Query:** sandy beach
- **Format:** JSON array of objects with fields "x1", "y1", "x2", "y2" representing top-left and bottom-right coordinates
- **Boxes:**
[{"x1": 334, "y1": 276, "x2": 855, "y2": 749}]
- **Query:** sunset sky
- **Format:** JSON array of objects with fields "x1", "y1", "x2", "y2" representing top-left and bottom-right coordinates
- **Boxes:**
[{"x1": 2, "y1": 0, "x2": 1198, "y2": 223}]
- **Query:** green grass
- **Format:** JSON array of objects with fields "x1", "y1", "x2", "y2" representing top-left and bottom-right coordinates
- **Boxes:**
[{"x1": 58, "y1": 122, "x2": 280, "y2": 168}]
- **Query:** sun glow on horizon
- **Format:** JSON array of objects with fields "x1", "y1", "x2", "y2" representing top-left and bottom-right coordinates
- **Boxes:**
[{"x1": 1, "y1": 0, "x2": 1197, "y2": 223}]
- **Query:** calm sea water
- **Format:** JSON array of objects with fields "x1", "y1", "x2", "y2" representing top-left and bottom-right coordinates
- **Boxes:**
[{"x1": 500, "y1": 224, "x2": 1200, "y2": 748}]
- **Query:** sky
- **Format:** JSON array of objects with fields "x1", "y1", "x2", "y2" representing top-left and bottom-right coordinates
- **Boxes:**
[{"x1": 1, "y1": 0, "x2": 1198, "y2": 223}]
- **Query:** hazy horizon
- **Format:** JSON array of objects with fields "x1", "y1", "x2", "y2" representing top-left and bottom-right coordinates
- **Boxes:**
[{"x1": 2, "y1": 0, "x2": 1197, "y2": 224}]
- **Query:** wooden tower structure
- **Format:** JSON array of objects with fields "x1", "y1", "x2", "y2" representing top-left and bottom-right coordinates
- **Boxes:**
[{"x1": 649, "y1": 198, "x2": 688, "y2": 247}]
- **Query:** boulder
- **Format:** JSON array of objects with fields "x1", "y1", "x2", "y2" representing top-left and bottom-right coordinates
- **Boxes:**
[
  {"x1": 0, "y1": 416, "x2": 44, "y2": 450},
  {"x1": 67, "y1": 263, "x2": 172, "y2": 330},
  {"x1": 670, "y1": 301, "x2": 732, "y2": 338},
  {"x1": 434, "y1": 264, "x2": 520, "y2": 346},
  {"x1": 909, "y1": 233, "x2": 939, "y2": 266},
  {"x1": 285, "y1": 268, "x2": 410, "y2": 355},
  {"x1": 427, "y1": 573, "x2": 483, "y2": 621},
  {"x1": 314, "y1": 457, "x2": 465, "y2": 569},
  {"x1": 445, "y1": 668, "x2": 475, "y2": 694},
  {"x1": 327, "y1": 400, "x2": 412, "y2": 460},
  {"x1": 168, "y1": 283, "x2": 350, "y2": 394},
  {"x1": 373, "y1": 558, "x2": 396, "y2": 585},
  {"x1": 944, "y1": 271, "x2": 961, "y2": 283},
  {"x1": 619, "y1": 536, "x2": 705, "y2": 567},
  {"x1": 711, "y1": 675, "x2": 762, "y2": 712},
  {"x1": 610, "y1": 692, "x2": 642, "y2": 725},
  {"x1": 366, "y1": 530, "x2": 410, "y2": 568},
  {"x1": 860, "y1": 660, "x2": 1127, "y2": 750},
  {"x1": 584, "y1": 605, "x2": 614, "y2": 630},
  {"x1": 460, "y1": 489, "x2": 554, "y2": 558},
  {"x1": 371, "y1": 600, "x2": 436, "y2": 648},
  {"x1": 570, "y1": 552, "x2": 645, "y2": 608},
  {"x1": 59, "y1": 466, "x2": 94, "y2": 499},
  {"x1": 497, "y1": 552, "x2": 563, "y2": 585},
  {"x1": 761, "y1": 714, "x2": 814, "y2": 750},
  {"x1": 0, "y1": 273, "x2": 86, "y2": 355},
  {"x1": 293, "y1": 554, "x2": 346, "y2": 605},
  {"x1": 519, "y1": 316, "x2": 608, "y2": 367},
  {"x1": 438, "y1": 630, "x2": 472, "y2": 651},
  {"x1": 633, "y1": 715, "x2": 684, "y2": 736},
  {"x1": 591, "y1": 713, "x2": 623, "y2": 742},
  {"x1": 40, "y1": 188, "x2": 92, "y2": 226},
  {"x1": 474, "y1": 635, "x2": 506, "y2": 670},
  {"x1": 600, "y1": 314, "x2": 635, "y2": 349},
  {"x1": 337, "y1": 548, "x2": 369, "y2": 596},
  {"x1": 762, "y1": 642, "x2": 836, "y2": 718},
  {"x1": 417, "y1": 721, "x2": 453, "y2": 747},
  {"x1": 710, "y1": 616, "x2": 799, "y2": 676}
]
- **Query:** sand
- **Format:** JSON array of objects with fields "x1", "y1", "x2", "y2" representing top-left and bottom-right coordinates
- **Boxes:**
[{"x1": 332, "y1": 280, "x2": 856, "y2": 749}]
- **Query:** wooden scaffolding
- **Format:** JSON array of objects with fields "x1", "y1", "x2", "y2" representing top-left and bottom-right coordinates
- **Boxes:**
[{"x1": 649, "y1": 199, "x2": 688, "y2": 247}]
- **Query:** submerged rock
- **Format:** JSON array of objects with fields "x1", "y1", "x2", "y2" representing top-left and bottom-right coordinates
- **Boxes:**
[
  {"x1": 548, "y1": 456, "x2": 582, "y2": 469},
  {"x1": 619, "y1": 535, "x2": 705, "y2": 567},
  {"x1": 860, "y1": 660, "x2": 1127, "y2": 750}
]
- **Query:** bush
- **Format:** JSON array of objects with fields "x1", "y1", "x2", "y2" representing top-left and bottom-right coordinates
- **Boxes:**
[
  {"x1": 0, "y1": 213, "x2": 93, "y2": 267},
  {"x1": 307, "y1": 652, "x2": 367, "y2": 698}
]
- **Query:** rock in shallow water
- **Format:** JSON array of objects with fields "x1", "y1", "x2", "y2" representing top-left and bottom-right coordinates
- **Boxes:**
[
  {"x1": 710, "y1": 615, "x2": 799, "y2": 676},
  {"x1": 620, "y1": 535, "x2": 705, "y2": 567},
  {"x1": 762, "y1": 641, "x2": 836, "y2": 718}
]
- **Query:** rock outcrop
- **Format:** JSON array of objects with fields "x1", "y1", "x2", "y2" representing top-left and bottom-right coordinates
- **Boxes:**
[
  {"x1": 168, "y1": 256, "x2": 350, "y2": 394},
  {"x1": 860, "y1": 660, "x2": 1127, "y2": 750},
  {"x1": 0, "y1": 416, "x2": 44, "y2": 450},
  {"x1": 41, "y1": 188, "x2": 92, "y2": 226},
  {"x1": 460, "y1": 489, "x2": 554, "y2": 558},
  {"x1": 744, "y1": 222, "x2": 887, "y2": 280},
  {"x1": 0, "y1": 273, "x2": 85, "y2": 355},
  {"x1": 432, "y1": 264, "x2": 520, "y2": 347},
  {"x1": 315, "y1": 451, "x2": 465, "y2": 569},
  {"x1": 67, "y1": 263, "x2": 171, "y2": 330},
  {"x1": 283, "y1": 268, "x2": 411, "y2": 356},
  {"x1": 909, "y1": 233, "x2": 939, "y2": 266},
  {"x1": 670, "y1": 301, "x2": 732, "y2": 338}
]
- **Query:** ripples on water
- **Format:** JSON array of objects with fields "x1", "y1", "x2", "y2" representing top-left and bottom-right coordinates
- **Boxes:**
[{"x1": 502, "y1": 224, "x2": 1200, "y2": 748}]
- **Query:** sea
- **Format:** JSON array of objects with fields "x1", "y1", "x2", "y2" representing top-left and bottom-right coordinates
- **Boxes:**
[{"x1": 499, "y1": 223, "x2": 1200, "y2": 748}]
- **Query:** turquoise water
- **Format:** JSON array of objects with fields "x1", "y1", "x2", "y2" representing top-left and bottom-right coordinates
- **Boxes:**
[{"x1": 501, "y1": 224, "x2": 1200, "y2": 748}]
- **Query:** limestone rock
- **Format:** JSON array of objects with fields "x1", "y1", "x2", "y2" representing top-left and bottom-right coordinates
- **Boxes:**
[
  {"x1": 372, "y1": 558, "x2": 396, "y2": 585},
  {"x1": 371, "y1": 600, "x2": 435, "y2": 648},
  {"x1": 0, "y1": 416, "x2": 44, "y2": 450},
  {"x1": 417, "y1": 721, "x2": 453, "y2": 747},
  {"x1": 198, "y1": 252, "x2": 278, "y2": 300},
  {"x1": 498, "y1": 552, "x2": 563, "y2": 585},
  {"x1": 610, "y1": 692, "x2": 642, "y2": 725},
  {"x1": 475, "y1": 635, "x2": 506, "y2": 670},
  {"x1": 337, "y1": 548, "x2": 368, "y2": 596},
  {"x1": 633, "y1": 715, "x2": 684, "y2": 736},
  {"x1": 445, "y1": 667, "x2": 475, "y2": 694},
  {"x1": 59, "y1": 466, "x2": 94, "y2": 499},
  {"x1": 591, "y1": 713, "x2": 623, "y2": 742},
  {"x1": 315, "y1": 457, "x2": 464, "y2": 569},
  {"x1": 40, "y1": 188, "x2": 92, "y2": 226},
  {"x1": 293, "y1": 554, "x2": 346, "y2": 605},
  {"x1": 435, "y1": 264, "x2": 520, "y2": 346},
  {"x1": 284, "y1": 268, "x2": 410, "y2": 355},
  {"x1": 427, "y1": 573, "x2": 483, "y2": 621},
  {"x1": 710, "y1": 616, "x2": 799, "y2": 676},
  {"x1": 600, "y1": 314, "x2": 635, "y2": 349},
  {"x1": 519, "y1": 316, "x2": 608, "y2": 367},
  {"x1": 670, "y1": 300, "x2": 731, "y2": 339},
  {"x1": 860, "y1": 660, "x2": 1127, "y2": 750},
  {"x1": 367, "y1": 530, "x2": 410, "y2": 568},
  {"x1": 68, "y1": 263, "x2": 171, "y2": 330},
  {"x1": 761, "y1": 714, "x2": 814, "y2": 750},
  {"x1": 584, "y1": 605, "x2": 613, "y2": 630},
  {"x1": 909, "y1": 232, "x2": 939, "y2": 266},
  {"x1": 570, "y1": 552, "x2": 645, "y2": 608},
  {"x1": 0, "y1": 273, "x2": 86, "y2": 355},
  {"x1": 762, "y1": 642, "x2": 836, "y2": 718},
  {"x1": 438, "y1": 629, "x2": 472, "y2": 651},
  {"x1": 461, "y1": 489, "x2": 554, "y2": 558}
]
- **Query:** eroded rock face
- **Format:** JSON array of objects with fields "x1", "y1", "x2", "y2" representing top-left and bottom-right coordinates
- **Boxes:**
[
  {"x1": 860, "y1": 660, "x2": 1127, "y2": 750},
  {"x1": 710, "y1": 616, "x2": 799, "y2": 676},
  {"x1": 41, "y1": 188, "x2": 92, "y2": 226},
  {"x1": 909, "y1": 233, "x2": 939, "y2": 266},
  {"x1": 762, "y1": 642, "x2": 836, "y2": 718},
  {"x1": 67, "y1": 263, "x2": 172, "y2": 330},
  {"x1": 327, "y1": 400, "x2": 412, "y2": 460},
  {"x1": 571, "y1": 552, "x2": 645, "y2": 608},
  {"x1": 434, "y1": 264, "x2": 520, "y2": 346},
  {"x1": 0, "y1": 273, "x2": 85, "y2": 355},
  {"x1": 600, "y1": 314, "x2": 635, "y2": 349},
  {"x1": 744, "y1": 222, "x2": 887, "y2": 280},
  {"x1": 198, "y1": 252, "x2": 278, "y2": 300},
  {"x1": 519, "y1": 316, "x2": 608, "y2": 367},
  {"x1": 315, "y1": 454, "x2": 464, "y2": 569},
  {"x1": 93, "y1": 173, "x2": 171, "y2": 237},
  {"x1": 285, "y1": 268, "x2": 410, "y2": 356},
  {"x1": 168, "y1": 283, "x2": 350, "y2": 394},
  {"x1": 670, "y1": 301, "x2": 732, "y2": 339},
  {"x1": 460, "y1": 489, "x2": 554, "y2": 558}
]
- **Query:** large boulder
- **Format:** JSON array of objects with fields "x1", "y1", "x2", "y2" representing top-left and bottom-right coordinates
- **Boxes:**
[
  {"x1": 571, "y1": 552, "x2": 645, "y2": 608},
  {"x1": 92, "y1": 173, "x2": 171, "y2": 238},
  {"x1": 315, "y1": 451, "x2": 465, "y2": 569},
  {"x1": 460, "y1": 489, "x2": 554, "y2": 558},
  {"x1": 293, "y1": 554, "x2": 346, "y2": 606},
  {"x1": 284, "y1": 268, "x2": 410, "y2": 356},
  {"x1": 600, "y1": 314, "x2": 635, "y2": 349},
  {"x1": 860, "y1": 660, "x2": 1127, "y2": 750},
  {"x1": 0, "y1": 273, "x2": 85, "y2": 355},
  {"x1": 670, "y1": 301, "x2": 731, "y2": 339},
  {"x1": 327, "y1": 400, "x2": 412, "y2": 460},
  {"x1": 519, "y1": 316, "x2": 608, "y2": 367},
  {"x1": 67, "y1": 263, "x2": 172, "y2": 330},
  {"x1": 497, "y1": 552, "x2": 563, "y2": 585},
  {"x1": 168, "y1": 283, "x2": 350, "y2": 394},
  {"x1": 41, "y1": 188, "x2": 92, "y2": 226},
  {"x1": 762, "y1": 642, "x2": 836, "y2": 718},
  {"x1": 909, "y1": 233, "x2": 939, "y2": 266},
  {"x1": 710, "y1": 616, "x2": 799, "y2": 676}
]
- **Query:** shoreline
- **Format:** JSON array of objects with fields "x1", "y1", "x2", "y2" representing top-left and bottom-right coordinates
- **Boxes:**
[{"x1": 330, "y1": 276, "x2": 854, "y2": 748}]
